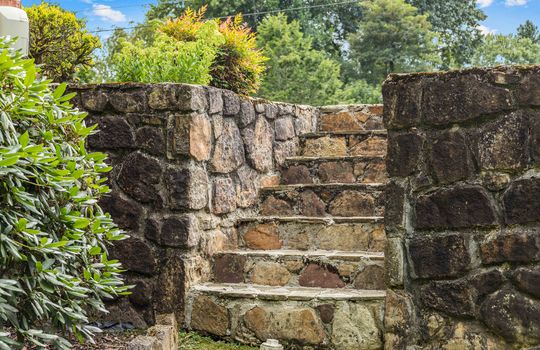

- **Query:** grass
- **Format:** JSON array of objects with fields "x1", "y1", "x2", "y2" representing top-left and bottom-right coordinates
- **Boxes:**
[{"x1": 179, "y1": 331, "x2": 258, "y2": 350}]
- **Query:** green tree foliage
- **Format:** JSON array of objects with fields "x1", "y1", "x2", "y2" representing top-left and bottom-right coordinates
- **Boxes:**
[
  {"x1": 471, "y1": 33, "x2": 540, "y2": 66},
  {"x1": 517, "y1": 20, "x2": 540, "y2": 44},
  {"x1": 407, "y1": 0, "x2": 486, "y2": 68},
  {"x1": 336, "y1": 80, "x2": 382, "y2": 104},
  {"x1": 347, "y1": 0, "x2": 439, "y2": 84},
  {"x1": 0, "y1": 38, "x2": 128, "y2": 349},
  {"x1": 26, "y1": 3, "x2": 101, "y2": 82},
  {"x1": 256, "y1": 14, "x2": 344, "y2": 105}
]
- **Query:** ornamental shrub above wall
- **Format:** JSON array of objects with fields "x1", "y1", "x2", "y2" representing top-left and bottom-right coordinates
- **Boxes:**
[{"x1": 0, "y1": 38, "x2": 128, "y2": 349}]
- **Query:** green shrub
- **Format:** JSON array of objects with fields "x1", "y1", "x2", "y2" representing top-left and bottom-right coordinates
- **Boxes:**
[{"x1": 0, "y1": 38, "x2": 128, "y2": 349}]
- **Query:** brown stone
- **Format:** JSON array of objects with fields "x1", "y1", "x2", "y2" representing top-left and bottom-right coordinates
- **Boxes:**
[
  {"x1": 80, "y1": 91, "x2": 108, "y2": 112},
  {"x1": 243, "y1": 116, "x2": 274, "y2": 172},
  {"x1": 387, "y1": 132, "x2": 423, "y2": 177},
  {"x1": 260, "y1": 196, "x2": 294, "y2": 216},
  {"x1": 146, "y1": 215, "x2": 198, "y2": 248},
  {"x1": 299, "y1": 190, "x2": 326, "y2": 217},
  {"x1": 480, "y1": 233, "x2": 538, "y2": 264},
  {"x1": 191, "y1": 296, "x2": 229, "y2": 337},
  {"x1": 88, "y1": 116, "x2": 135, "y2": 150},
  {"x1": 238, "y1": 100, "x2": 256, "y2": 127},
  {"x1": 211, "y1": 118, "x2": 245, "y2": 173},
  {"x1": 350, "y1": 137, "x2": 387, "y2": 156},
  {"x1": 136, "y1": 126, "x2": 165, "y2": 156},
  {"x1": 429, "y1": 130, "x2": 473, "y2": 184},
  {"x1": 207, "y1": 87, "x2": 223, "y2": 114},
  {"x1": 260, "y1": 174, "x2": 280, "y2": 188},
  {"x1": 353, "y1": 265, "x2": 385, "y2": 290},
  {"x1": 166, "y1": 166, "x2": 208, "y2": 210},
  {"x1": 189, "y1": 114, "x2": 212, "y2": 161},
  {"x1": 275, "y1": 116, "x2": 295, "y2": 141},
  {"x1": 320, "y1": 111, "x2": 367, "y2": 132},
  {"x1": 303, "y1": 137, "x2": 347, "y2": 157},
  {"x1": 99, "y1": 192, "x2": 142, "y2": 230},
  {"x1": 222, "y1": 90, "x2": 240, "y2": 115},
  {"x1": 532, "y1": 115, "x2": 540, "y2": 164},
  {"x1": 235, "y1": 165, "x2": 258, "y2": 208},
  {"x1": 503, "y1": 178, "x2": 540, "y2": 225},
  {"x1": 250, "y1": 262, "x2": 291, "y2": 286},
  {"x1": 274, "y1": 140, "x2": 298, "y2": 166},
  {"x1": 384, "y1": 181, "x2": 405, "y2": 231},
  {"x1": 117, "y1": 152, "x2": 162, "y2": 205},
  {"x1": 213, "y1": 254, "x2": 246, "y2": 283},
  {"x1": 317, "y1": 224, "x2": 370, "y2": 251},
  {"x1": 318, "y1": 161, "x2": 355, "y2": 183},
  {"x1": 316, "y1": 304, "x2": 335, "y2": 324},
  {"x1": 299, "y1": 264, "x2": 345, "y2": 288},
  {"x1": 212, "y1": 177, "x2": 237, "y2": 214},
  {"x1": 512, "y1": 267, "x2": 540, "y2": 298},
  {"x1": 384, "y1": 289, "x2": 414, "y2": 333},
  {"x1": 329, "y1": 191, "x2": 376, "y2": 217},
  {"x1": 243, "y1": 223, "x2": 282, "y2": 250},
  {"x1": 383, "y1": 78, "x2": 423, "y2": 129},
  {"x1": 109, "y1": 237, "x2": 157, "y2": 275},
  {"x1": 516, "y1": 72, "x2": 540, "y2": 106},
  {"x1": 357, "y1": 160, "x2": 387, "y2": 183},
  {"x1": 420, "y1": 279, "x2": 477, "y2": 317},
  {"x1": 408, "y1": 234, "x2": 471, "y2": 278},
  {"x1": 281, "y1": 165, "x2": 312, "y2": 185},
  {"x1": 415, "y1": 186, "x2": 497, "y2": 230},
  {"x1": 244, "y1": 306, "x2": 325, "y2": 344},
  {"x1": 110, "y1": 90, "x2": 148, "y2": 113},
  {"x1": 154, "y1": 255, "x2": 185, "y2": 317}
]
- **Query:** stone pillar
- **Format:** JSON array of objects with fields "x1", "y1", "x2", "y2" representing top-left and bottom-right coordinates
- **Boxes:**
[
  {"x1": 70, "y1": 83, "x2": 317, "y2": 327},
  {"x1": 382, "y1": 66, "x2": 540, "y2": 349}
]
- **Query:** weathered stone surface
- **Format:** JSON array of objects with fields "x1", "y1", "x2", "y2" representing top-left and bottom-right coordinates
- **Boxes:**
[
  {"x1": 128, "y1": 278, "x2": 154, "y2": 307},
  {"x1": 512, "y1": 267, "x2": 540, "y2": 298},
  {"x1": 265, "y1": 104, "x2": 278, "y2": 119},
  {"x1": 383, "y1": 79, "x2": 422, "y2": 129},
  {"x1": 384, "y1": 181, "x2": 405, "y2": 231},
  {"x1": 212, "y1": 177, "x2": 237, "y2": 214},
  {"x1": 420, "y1": 280, "x2": 476, "y2": 317},
  {"x1": 350, "y1": 137, "x2": 387, "y2": 156},
  {"x1": 154, "y1": 254, "x2": 185, "y2": 316},
  {"x1": 99, "y1": 192, "x2": 142, "y2": 230},
  {"x1": 243, "y1": 223, "x2": 282, "y2": 250},
  {"x1": 415, "y1": 186, "x2": 497, "y2": 229},
  {"x1": 244, "y1": 306, "x2": 325, "y2": 344},
  {"x1": 299, "y1": 190, "x2": 326, "y2": 217},
  {"x1": 260, "y1": 174, "x2": 280, "y2": 188},
  {"x1": 385, "y1": 238, "x2": 404, "y2": 287},
  {"x1": 235, "y1": 165, "x2": 258, "y2": 208},
  {"x1": 516, "y1": 72, "x2": 540, "y2": 106},
  {"x1": 191, "y1": 296, "x2": 229, "y2": 336},
  {"x1": 148, "y1": 85, "x2": 206, "y2": 111},
  {"x1": 274, "y1": 140, "x2": 298, "y2": 166},
  {"x1": 298, "y1": 264, "x2": 345, "y2": 288},
  {"x1": 110, "y1": 90, "x2": 148, "y2": 113},
  {"x1": 480, "y1": 287, "x2": 540, "y2": 343},
  {"x1": 532, "y1": 115, "x2": 540, "y2": 164},
  {"x1": 387, "y1": 132, "x2": 423, "y2": 177},
  {"x1": 211, "y1": 118, "x2": 245, "y2": 173},
  {"x1": 213, "y1": 254, "x2": 246, "y2": 283},
  {"x1": 281, "y1": 165, "x2": 312, "y2": 185},
  {"x1": 319, "y1": 162, "x2": 355, "y2": 183},
  {"x1": 117, "y1": 152, "x2": 162, "y2": 204},
  {"x1": 222, "y1": 90, "x2": 241, "y2": 115},
  {"x1": 238, "y1": 100, "x2": 256, "y2": 127},
  {"x1": 316, "y1": 304, "x2": 335, "y2": 324},
  {"x1": 332, "y1": 302, "x2": 382, "y2": 350},
  {"x1": 250, "y1": 262, "x2": 291, "y2": 286},
  {"x1": 243, "y1": 116, "x2": 274, "y2": 172},
  {"x1": 353, "y1": 265, "x2": 385, "y2": 290},
  {"x1": 189, "y1": 113, "x2": 212, "y2": 161},
  {"x1": 88, "y1": 116, "x2": 135, "y2": 150},
  {"x1": 128, "y1": 335, "x2": 159, "y2": 350},
  {"x1": 260, "y1": 196, "x2": 294, "y2": 216},
  {"x1": 80, "y1": 91, "x2": 108, "y2": 112},
  {"x1": 146, "y1": 215, "x2": 198, "y2": 248},
  {"x1": 166, "y1": 166, "x2": 208, "y2": 210},
  {"x1": 384, "y1": 289, "x2": 414, "y2": 333},
  {"x1": 480, "y1": 233, "x2": 538, "y2": 264},
  {"x1": 421, "y1": 74, "x2": 513, "y2": 126},
  {"x1": 408, "y1": 234, "x2": 471, "y2": 278},
  {"x1": 320, "y1": 111, "x2": 369, "y2": 132},
  {"x1": 475, "y1": 112, "x2": 528, "y2": 171},
  {"x1": 136, "y1": 126, "x2": 165, "y2": 156},
  {"x1": 316, "y1": 224, "x2": 372, "y2": 251},
  {"x1": 303, "y1": 137, "x2": 347, "y2": 157},
  {"x1": 429, "y1": 130, "x2": 472, "y2": 183},
  {"x1": 503, "y1": 178, "x2": 540, "y2": 225},
  {"x1": 275, "y1": 116, "x2": 295, "y2": 141},
  {"x1": 357, "y1": 160, "x2": 387, "y2": 183},
  {"x1": 207, "y1": 87, "x2": 223, "y2": 114},
  {"x1": 329, "y1": 191, "x2": 375, "y2": 217},
  {"x1": 110, "y1": 237, "x2": 157, "y2": 275},
  {"x1": 294, "y1": 106, "x2": 315, "y2": 135}
]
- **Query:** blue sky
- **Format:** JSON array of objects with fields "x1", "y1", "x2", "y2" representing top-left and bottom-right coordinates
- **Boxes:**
[{"x1": 21, "y1": 0, "x2": 540, "y2": 39}]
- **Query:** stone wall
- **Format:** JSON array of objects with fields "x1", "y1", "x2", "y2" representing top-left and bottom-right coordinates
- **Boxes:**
[
  {"x1": 382, "y1": 66, "x2": 540, "y2": 349},
  {"x1": 69, "y1": 83, "x2": 318, "y2": 327}
]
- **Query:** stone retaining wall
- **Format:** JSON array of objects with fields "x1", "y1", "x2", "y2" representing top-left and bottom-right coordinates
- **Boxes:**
[
  {"x1": 383, "y1": 66, "x2": 540, "y2": 349},
  {"x1": 69, "y1": 83, "x2": 318, "y2": 327}
]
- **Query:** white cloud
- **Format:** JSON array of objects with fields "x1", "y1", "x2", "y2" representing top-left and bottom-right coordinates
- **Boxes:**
[
  {"x1": 477, "y1": 25, "x2": 497, "y2": 35},
  {"x1": 505, "y1": 0, "x2": 528, "y2": 6},
  {"x1": 477, "y1": 0, "x2": 495, "y2": 8},
  {"x1": 92, "y1": 4, "x2": 126, "y2": 23}
]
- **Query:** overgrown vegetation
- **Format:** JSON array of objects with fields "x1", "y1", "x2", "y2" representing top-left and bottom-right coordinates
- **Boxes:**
[
  {"x1": 0, "y1": 38, "x2": 128, "y2": 349},
  {"x1": 179, "y1": 332, "x2": 257, "y2": 350}
]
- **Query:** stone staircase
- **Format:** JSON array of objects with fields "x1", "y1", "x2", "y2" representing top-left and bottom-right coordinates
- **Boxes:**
[{"x1": 185, "y1": 105, "x2": 388, "y2": 349}]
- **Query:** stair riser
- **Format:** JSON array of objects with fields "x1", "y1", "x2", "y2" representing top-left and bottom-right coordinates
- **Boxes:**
[
  {"x1": 186, "y1": 292, "x2": 384, "y2": 349},
  {"x1": 259, "y1": 187, "x2": 385, "y2": 217},
  {"x1": 301, "y1": 134, "x2": 387, "y2": 157},
  {"x1": 213, "y1": 253, "x2": 385, "y2": 290},
  {"x1": 238, "y1": 221, "x2": 386, "y2": 252},
  {"x1": 318, "y1": 105, "x2": 384, "y2": 132},
  {"x1": 282, "y1": 158, "x2": 387, "y2": 185}
]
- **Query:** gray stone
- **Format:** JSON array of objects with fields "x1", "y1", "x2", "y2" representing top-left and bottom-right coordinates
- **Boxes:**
[
  {"x1": 211, "y1": 119, "x2": 245, "y2": 173},
  {"x1": 275, "y1": 117, "x2": 295, "y2": 141},
  {"x1": 235, "y1": 165, "x2": 258, "y2": 208},
  {"x1": 243, "y1": 116, "x2": 274, "y2": 172},
  {"x1": 166, "y1": 166, "x2": 208, "y2": 210},
  {"x1": 238, "y1": 100, "x2": 256, "y2": 127},
  {"x1": 223, "y1": 90, "x2": 241, "y2": 115},
  {"x1": 212, "y1": 177, "x2": 237, "y2": 214},
  {"x1": 429, "y1": 129, "x2": 473, "y2": 183},
  {"x1": 332, "y1": 302, "x2": 382, "y2": 350}
]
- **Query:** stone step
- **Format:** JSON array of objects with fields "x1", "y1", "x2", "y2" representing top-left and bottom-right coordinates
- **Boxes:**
[
  {"x1": 186, "y1": 283, "x2": 385, "y2": 349},
  {"x1": 300, "y1": 130, "x2": 387, "y2": 158},
  {"x1": 212, "y1": 250, "x2": 385, "y2": 290},
  {"x1": 237, "y1": 216, "x2": 385, "y2": 252},
  {"x1": 282, "y1": 155, "x2": 387, "y2": 185},
  {"x1": 259, "y1": 183, "x2": 385, "y2": 217},
  {"x1": 318, "y1": 104, "x2": 384, "y2": 132}
]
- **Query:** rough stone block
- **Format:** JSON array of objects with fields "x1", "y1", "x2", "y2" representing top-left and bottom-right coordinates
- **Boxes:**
[
  {"x1": 148, "y1": 325, "x2": 176, "y2": 350},
  {"x1": 117, "y1": 152, "x2": 163, "y2": 205},
  {"x1": 353, "y1": 264, "x2": 385, "y2": 290},
  {"x1": 415, "y1": 186, "x2": 497, "y2": 230},
  {"x1": 503, "y1": 178, "x2": 540, "y2": 225},
  {"x1": 281, "y1": 165, "x2": 313, "y2": 185},
  {"x1": 420, "y1": 280, "x2": 476, "y2": 317},
  {"x1": 384, "y1": 181, "x2": 405, "y2": 232},
  {"x1": 88, "y1": 116, "x2": 135, "y2": 150},
  {"x1": 332, "y1": 302, "x2": 382, "y2": 350},
  {"x1": 110, "y1": 89, "x2": 148, "y2": 113},
  {"x1": 235, "y1": 165, "x2": 258, "y2": 208},
  {"x1": 480, "y1": 232, "x2": 539, "y2": 264},
  {"x1": 212, "y1": 177, "x2": 237, "y2": 214},
  {"x1": 207, "y1": 87, "x2": 223, "y2": 114},
  {"x1": 387, "y1": 132, "x2": 423, "y2": 177},
  {"x1": 275, "y1": 116, "x2": 295, "y2": 141},
  {"x1": 189, "y1": 113, "x2": 213, "y2": 161},
  {"x1": 512, "y1": 267, "x2": 540, "y2": 299},
  {"x1": 385, "y1": 238, "x2": 404, "y2": 287},
  {"x1": 329, "y1": 190, "x2": 376, "y2": 217},
  {"x1": 242, "y1": 116, "x2": 274, "y2": 172},
  {"x1": 136, "y1": 126, "x2": 166, "y2": 156},
  {"x1": 318, "y1": 161, "x2": 355, "y2": 183},
  {"x1": 383, "y1": 78, "x2": 422, "y2": 129},
  {"x1": 80, "y1": 90, "x2": 109, "y2": 112},
  {"x1": 99, "y1": 192, "x2": 142, "y2": 230},
  {"x1": 213, "y1": 254, "x2": 246, "y2": 283},
  {"x1": 250, "y1": 262, "x2": 291, "y2": 286},
  {"x1": 145, "y1": 215, "x2": 199, "y2": 248},
  {"x1": 109, "y1": 237, "x2": 157, "y2": 275},
  {"x1": 191, "y1": 295, "x2": 229, "y2": 336},
  {"x1": 165, "y1": 166, "x2": 208, "y2": 210},
  {"x1": 299, "y1": 190, "x2": 326, "y2": 217},
  {"x1": 243, "y1": 223, "x2": 282, "y2": 250},
  {"x1": 211, "y1": 118, "x2": 245, "y2": 173},
  {"x1": 429, "y1": 129, "x2": 473, "y2": 183},
  {"x1": 408, "y1": 234, "x2": 471, "y2": 279},
  {"x1": 260, "y1": 196, "x2": 294, "y2": 216},
  {"x1": 298, "y1": 264, "x2": 345, "y2": 288},
  {"x1": 516, "y1": 71, "x2": 540, "y2": 106},
  {"x1": 222, "y1": 90, "x2": 241, "y2": 116},
  {"x1": 128, "y1": 335, "x2": 159, "y2": 350},
  {"x1": 532, "y1": 115, "x2": 540, "y2": 164}
]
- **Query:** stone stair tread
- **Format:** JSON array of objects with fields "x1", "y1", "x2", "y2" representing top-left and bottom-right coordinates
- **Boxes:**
[
  {"x1": 216, "y1": 249, "x2": 385, "y2": 260},
  {"x1": 237, "y1": 215, "x2": 384, "y2": 223},
  {"x1": 301, "y1": 130, "x2": 387, "y2": 138},
  {"x1": 191, "y1": 283, "x2": 386, "y2": 301},
  {"x1": 285, "y1": 155, "x2": 385, "y2": 163},
  {"x1": 261, "y1": 183, "x2": 386, "y2": 192}
]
